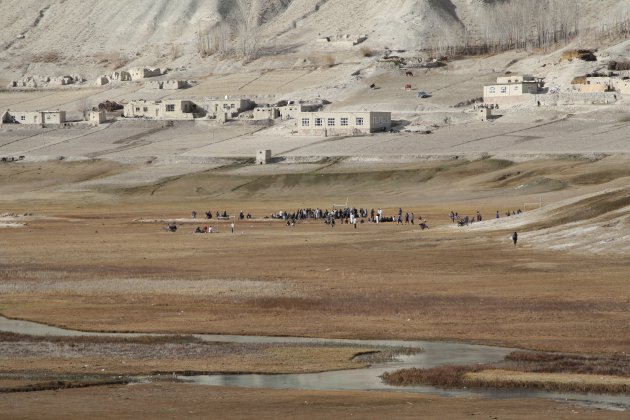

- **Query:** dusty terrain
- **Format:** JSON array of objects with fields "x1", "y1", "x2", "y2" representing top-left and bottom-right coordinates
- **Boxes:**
[
  {"x1": 1, "y1": 1, "x2": 630, "y2": 416},
  {"x1": 3, "y1": 384, "x2": 627, "y2": 420},
  {"x1": 1, "y1": 144, "x2": 629, "y2": 415},
  {"x1": 0, "y1": 193, "x2": 628, "y2": 354}
]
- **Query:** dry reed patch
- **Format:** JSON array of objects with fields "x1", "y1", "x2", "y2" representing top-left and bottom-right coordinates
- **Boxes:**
[
  {"x1": 383, "y1": 351, "x2": 630, "y2": 394},
  {"x1": 465, "y1": 370, "x2": 630, "y2": 394},
  {"x1": 505, "y1": 351, "x2": 630, "y2": 377},
  {"x1": 382, "y1": 365, "x2": 472, "y2": 388},
  {"x1": 0, "y1": 378, "x2": 129, "y2": 394}
]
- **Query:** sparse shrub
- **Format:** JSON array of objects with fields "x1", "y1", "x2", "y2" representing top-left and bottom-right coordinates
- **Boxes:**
[
  {"x1": 608, "y1": 60, "x2": 630, "y2": 71},
  {"x1": 30, "y1": 52, "x2": 62, "y2": 63},
  {"x1": 579, "y1": 52, "x2": 597, "y2": 62},
  {"x1": 360, "y1": 46, "x2": 373, "y2": 57},
  {"x1": 561, "y1": 49, "x2": 595, "y2": 62}
]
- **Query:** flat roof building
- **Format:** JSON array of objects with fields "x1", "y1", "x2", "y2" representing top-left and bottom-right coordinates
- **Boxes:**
[
  {"x1": 297, "y1": 111, "x2": 391, "y2": 136},
  {"x1": 129, "y1": 67, "x2": 162, "y2": 81},
  {"x1": 206, "y1": 99, "x2": 254, "y2": 118},
  {"x1": 1, "y1": 110, "x2": 66, "y2": 125},
  {"x1": 483, "y1": 75, "x2": 543, "y2": 106},
  {"x1": 123, "y1": 100, "x2": 202, "y2": 120}
]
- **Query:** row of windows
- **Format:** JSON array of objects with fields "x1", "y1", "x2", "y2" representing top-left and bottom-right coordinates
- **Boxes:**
[
  {"x1": 302, "y1": 117, "x2": 365, "y2": 127},
  {"x1": 135, "y1": 104, "x2": 184, "y2": 112},
  {"x1": 19, "y1": 114, "x2": 56, "y2": 121},
  {"x1": 488, "y1": 85, "x2": 522, "y2": 94}
]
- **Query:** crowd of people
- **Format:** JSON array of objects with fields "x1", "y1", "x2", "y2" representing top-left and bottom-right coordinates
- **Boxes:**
[
  {"x1": 450, "y1": 209, "x2": 523, "y2": 226},
  {"x1": 166, "y1": 206, "x2": 526, "y2": 236},
  {"x1": 166, "y1": 206, "x2": 432, "y2": 233},
  {"x1": 270, "y1": 206, "x2": 430, "y2": 229}
]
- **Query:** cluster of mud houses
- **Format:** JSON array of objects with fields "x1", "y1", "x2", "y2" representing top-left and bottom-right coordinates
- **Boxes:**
[{"x1": 483, "y1": 73, "x2": 628, "y2": 107}]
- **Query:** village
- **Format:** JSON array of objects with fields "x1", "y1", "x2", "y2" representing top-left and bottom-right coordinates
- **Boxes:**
[
  {"x1": 3, "y1": 48, "x2": 630, "y2": 136},
  {"x1": 2, "y1": 0, "x2": 630, "y2": 417}
]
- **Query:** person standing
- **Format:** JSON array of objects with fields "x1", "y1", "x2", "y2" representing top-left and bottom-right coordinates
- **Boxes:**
[
  {"x1": 411, "y1": 212, "x2": 415, "y2": 225},
  {"x1": 231, "y1": 222, "x2": 235, "y2": 234},
  {"x1": 512, "y1": 231, "x2": 518, "y2": 247}
]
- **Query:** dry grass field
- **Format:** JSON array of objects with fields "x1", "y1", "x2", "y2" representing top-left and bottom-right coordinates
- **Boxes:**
[
  {"x1": 4, "y1": 384, "x2": 627, "y2": 420},
  {"x1": 1, "y1": 158, "x2": 628, "y2": 355},
  {"x1": 0, "y1": 144, "x2": 629, "y2": 415}
]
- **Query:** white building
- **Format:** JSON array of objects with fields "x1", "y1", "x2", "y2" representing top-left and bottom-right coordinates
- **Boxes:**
[
  {"x1": 483, "y1": 75, "x2": 542, "y2": 106},
  {"x1": 256, "y1": 150, "x2": 272, "y2": 165},
  {"x1": 1, "y1": 110, "x2": 66, "y2": 125},
  {"x1": 89, "y1": 111, "x2": 106, "y2": 125},
  {"x1": 123, "y1": 100, "x2": 202, "y2": 120},
  {"x1": 297, "y1": 111, "x2": 391, "y2": 136}
]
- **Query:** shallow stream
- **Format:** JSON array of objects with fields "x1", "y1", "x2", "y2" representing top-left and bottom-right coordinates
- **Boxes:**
[{"x1": 0, "y1": 316, "x2": 628, "y2": 411}]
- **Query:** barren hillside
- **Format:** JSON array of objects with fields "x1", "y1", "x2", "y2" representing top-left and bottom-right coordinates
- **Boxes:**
[{"x1": 1, "y1": 0, "x2": 627, "y2": 80}]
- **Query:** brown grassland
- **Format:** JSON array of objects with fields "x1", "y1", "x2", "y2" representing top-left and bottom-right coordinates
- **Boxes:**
[
  {"x1": 3, "y1": 384, "x2": 628, "y2": 420},
  {"x1": 0, "y1": 157, "x2": 629, "y2": 415}
]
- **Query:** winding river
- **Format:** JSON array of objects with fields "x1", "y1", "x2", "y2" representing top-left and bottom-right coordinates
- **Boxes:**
[{"x1": 1, "y1": 316, "x2": 628, "y2": 411}]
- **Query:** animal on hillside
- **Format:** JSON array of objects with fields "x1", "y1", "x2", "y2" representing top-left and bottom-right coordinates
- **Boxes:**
[
  {"x1": 369, "y1": 83, "x2": 376, "y2": 89},
  {"x1": 405, "y1": 71, "x2": 414, "y2": 77}
]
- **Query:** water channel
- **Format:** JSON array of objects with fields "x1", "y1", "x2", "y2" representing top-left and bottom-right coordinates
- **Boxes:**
[{"x1": 0, "y1": 316, "x2": 628, "y2": 411}]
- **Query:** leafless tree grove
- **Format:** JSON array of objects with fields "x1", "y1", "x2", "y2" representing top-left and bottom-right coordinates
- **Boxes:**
[
  {"x1": 426, "y1": 0, "x2": 630, "y2": 57},
  {"x1": 196, "y1": 0, "x2": 260, "y2": 60}
]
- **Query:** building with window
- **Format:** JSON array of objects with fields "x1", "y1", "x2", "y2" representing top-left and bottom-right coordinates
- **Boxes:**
[
  {"x1": 1, "y1": 110, "x2": 66, "y2": 125},
  {"x1": 123, "y1": 100, "x2": 201, "y2": 120},
  {"x1": 129, "y1": 67, "x2": 162, "y2": 81},
  {"x1": 206, "y1": 99, "x2": 254, "y2": 118},
  {"x1": 483, "y1": 75, "x2": 542, "y2": 106},
  {"x1": 297, "y1": 111, "x2": 391, "y2": 136}
]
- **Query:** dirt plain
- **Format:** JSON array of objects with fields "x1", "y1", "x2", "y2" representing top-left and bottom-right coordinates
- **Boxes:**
[
  {"x1": 1, "y1": 142, "x2": 629, "y2": 416},
  {"x1": 2, "y1": 384, "x2": 629, "y2": 420},
  {"x1": 0, "y1": 202, "x2": 628, "y2": 354},
  {"x1": 1, "y1": 39, "x2": 630, "y2": 415}
]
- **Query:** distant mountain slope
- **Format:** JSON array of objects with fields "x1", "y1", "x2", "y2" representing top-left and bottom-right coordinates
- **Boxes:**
[{"x1": 0, "y1": 0, "x2": 627, "y2": 76}]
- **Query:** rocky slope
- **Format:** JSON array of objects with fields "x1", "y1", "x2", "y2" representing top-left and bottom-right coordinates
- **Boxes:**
[{"x1": 0, "y1": 0, "x2": 627, "y2": 79}]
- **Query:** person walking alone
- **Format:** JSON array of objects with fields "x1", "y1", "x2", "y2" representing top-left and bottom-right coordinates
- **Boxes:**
[{"x1": 512, "y1": 231, "x2": 518, "y2": 247}]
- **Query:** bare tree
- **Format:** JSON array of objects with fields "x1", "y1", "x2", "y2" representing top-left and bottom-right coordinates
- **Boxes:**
[
  {"x1": 234, "y1": 0, "x2": 260, "y2": 60},
  {"x1": 197, "y1": 20, "x2": 232, "y2": 58},
  {"x1": 77, "y1": 97, "x2": 91, "y2": 121},
  {"x1": 426, "y1": 0, "x2": 587, "y2": 56}
]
